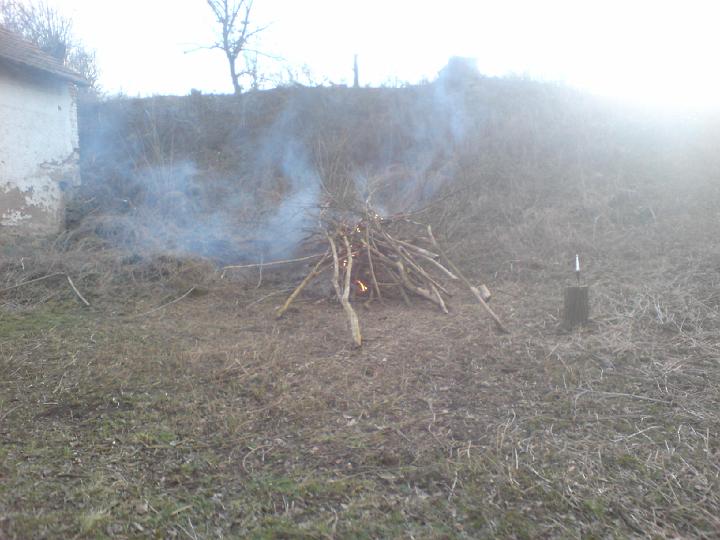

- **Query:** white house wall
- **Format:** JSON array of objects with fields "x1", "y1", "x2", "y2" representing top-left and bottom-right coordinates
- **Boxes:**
[{"x1": 0, "y1": 66, "x2": 79, "y2": 233}]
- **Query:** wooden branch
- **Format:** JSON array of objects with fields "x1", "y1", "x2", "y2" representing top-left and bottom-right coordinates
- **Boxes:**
[
  {"x1": 366, "y1": 242, "x2": 420, "y2": 306},
  {"x1": 129, "y1": 287, "x2": 196, "y2": 319},
  {"x1": 374, "y1": 231, "x2": 442, "y2": 296},
  {"x1": 431, "y1": 284, "x2": 449, "y2": 314},
  {"x1": 66, "y1": 275, "x2": 90, "y2": 307},
  {"x1": 221, "y1": 253, "x2": 325, "y2": 274},
  {"x1": 397, "y1": 280, "x2": 412, "y2": 306},
  {"x1": 364, "y1": 227, "x2": 382, "y2": 300},
  {"x1": 427, "y1": 226, "x2": 508, "y2": 333},
  {"x1": 341, "y1": 235, "x2": 362, "y2": 347},
  {"x1": 416, "y1": 252, "x2": 459, "y2": 280},
  {"x1": 327, "y1": 235, "x2": 343, "y2": 301},
  {"x1": 382, "y1": 232, "x2": 450, "y2": 296},
  {"x1": 393, "y1": 238, "x2": 439, "y2": 259},
  {"x1": 399, "y1": 246, "x2": 452, "y2": 295},
  {"x1": 0, "y1": 272, "x2": 64, "y2": 295},
  {"x1": 275, "y1": 252, "x2": 330, "y2": 318},
  {"x1": 383, "y1": 266, "x2": 412, "y2": 306},
  {"x1": 0, "y1": 272, "x2": 91, "y2": 308},
  {"x1": 366, "y1": 243, "x2": 397, "y2": 267},
  {"x1": 394, "y1": 260, "x2": 446, "y2": 312}
]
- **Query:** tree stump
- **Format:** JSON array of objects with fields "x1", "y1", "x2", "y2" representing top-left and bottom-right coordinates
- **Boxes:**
[{"x1": 563, "y1": 286, "x2": 589, "y2": 328}]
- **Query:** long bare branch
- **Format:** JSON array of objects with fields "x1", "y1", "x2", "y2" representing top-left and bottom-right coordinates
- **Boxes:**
[{"x1": 275, "y1": 252, "x2": 330, "y2": 318}]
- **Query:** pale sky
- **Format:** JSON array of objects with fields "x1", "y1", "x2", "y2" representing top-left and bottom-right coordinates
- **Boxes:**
[{"x1": 30, "y1": 0, "x2": 720, "y2": 108}]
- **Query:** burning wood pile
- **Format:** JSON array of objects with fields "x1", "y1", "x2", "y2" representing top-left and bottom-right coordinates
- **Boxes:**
[{"x1": 275, "y1": 205, "x2": 507, "y2": 346}]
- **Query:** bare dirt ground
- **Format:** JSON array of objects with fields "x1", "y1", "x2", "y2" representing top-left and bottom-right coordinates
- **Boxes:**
[{"x1": 2, "y1": 227, "x2": 720, "y2": 539}]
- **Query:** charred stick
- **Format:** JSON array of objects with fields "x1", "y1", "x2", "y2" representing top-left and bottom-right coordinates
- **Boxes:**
[{"x1": 275, "y1": 252, "x2": 330, "y2": 318}]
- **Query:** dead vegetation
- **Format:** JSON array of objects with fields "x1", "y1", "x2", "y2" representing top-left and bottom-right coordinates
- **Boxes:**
[
  {"x1": 3, "y1": 200, "x2": 720, "y2": 539},
  {"x1": 2, "y1": 77, "x2": 720, "y2": 538}
]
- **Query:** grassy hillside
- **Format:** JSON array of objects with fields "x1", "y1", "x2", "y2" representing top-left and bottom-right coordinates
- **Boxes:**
[{"x1": 73, "y1": 74, "x2": 720, "y2": 274}]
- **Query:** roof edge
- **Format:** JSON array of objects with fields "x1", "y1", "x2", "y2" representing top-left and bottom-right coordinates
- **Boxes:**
[
  {"x1": 0, "y1": 26, "x2": 89, "y2": 86},
  {"x1": 1, "y1": 55, "x2": 89, "y2": 85}
]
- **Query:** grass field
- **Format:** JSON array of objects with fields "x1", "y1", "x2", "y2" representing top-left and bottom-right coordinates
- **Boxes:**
[{"x1": 2, "y1": 214, "x2": 720, "y2": 538}]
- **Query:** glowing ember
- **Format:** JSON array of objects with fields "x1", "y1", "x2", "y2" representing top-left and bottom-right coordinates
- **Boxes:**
[{"x1": 355, "y1": 279, "x2": 368, "y2": 293}]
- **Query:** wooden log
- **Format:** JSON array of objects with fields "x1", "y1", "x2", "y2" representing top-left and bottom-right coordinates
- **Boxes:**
[{"x1": 562, "y1": 286, "x2": 590, "y2": 327}]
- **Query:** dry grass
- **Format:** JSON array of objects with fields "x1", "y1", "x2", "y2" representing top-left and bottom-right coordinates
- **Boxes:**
[
  {"x1": 2, "y1": 207, "x2": 720, "y2": 538},
  {"x1": 3, "y1": 75, "x2": 720, "y2": 538}
]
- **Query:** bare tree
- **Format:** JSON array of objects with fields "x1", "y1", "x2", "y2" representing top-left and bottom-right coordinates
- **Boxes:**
[
  {"x1": 205, "y1": 0, "x2": 268, "y2": 94},
  {"x1": 0, "y1": 0, "x2": 99, "y2": 88}
]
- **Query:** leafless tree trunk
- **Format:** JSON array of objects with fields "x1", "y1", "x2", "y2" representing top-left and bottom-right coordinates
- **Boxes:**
[{"x1": 205, "y1": 0, "x2": 266, "y2": 94}]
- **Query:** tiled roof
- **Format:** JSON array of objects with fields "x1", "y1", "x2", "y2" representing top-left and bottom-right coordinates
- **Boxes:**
[{"x1": 0, "y1": 26, "x2": 87, "y2": 85}]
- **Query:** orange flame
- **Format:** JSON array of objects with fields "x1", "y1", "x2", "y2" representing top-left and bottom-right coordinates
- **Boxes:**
[{"x1": 355, "y1": 279, "x2": 368, "y2": 293}]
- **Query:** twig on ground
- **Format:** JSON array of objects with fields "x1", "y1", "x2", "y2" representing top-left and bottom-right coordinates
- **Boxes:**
[
  {"x1": 0, "y1": 272, "x2": 90, "y2": 307},
  {"x1": 128, "y1": 287, "x2": 196, "y2": 318},
  {"x1": 221, "y1": 253, "x2": 326, "y2": 275},
  {"x1": 66, "y1": 275, "x2": 91, "y2": 307},
  {"x1": 245, "y1": 288, "x2": 292, "y2": 308},
  {"x1": 0, "y1": 272, "x2": 65, "y2": 295}
]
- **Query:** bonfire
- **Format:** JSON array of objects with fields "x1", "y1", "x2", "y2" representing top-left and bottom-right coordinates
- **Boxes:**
[{"x1": 273, "y1": 202, "x2": 507, "y2": 346}]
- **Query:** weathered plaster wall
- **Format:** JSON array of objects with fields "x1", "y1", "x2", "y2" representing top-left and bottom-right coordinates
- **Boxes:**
[{"x1": 0, "y1": 64, "x2": 80, "y2": 233}]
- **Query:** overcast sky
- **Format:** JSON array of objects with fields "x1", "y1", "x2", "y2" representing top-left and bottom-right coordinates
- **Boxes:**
[{"x1": 34, "y1": 0, "x2": 720, "y2": 108}]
